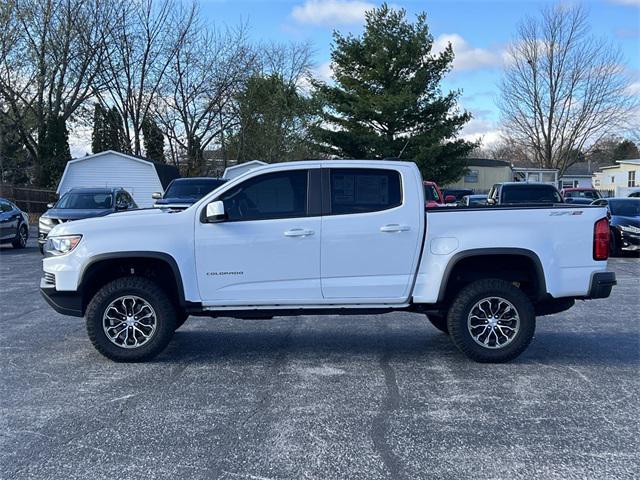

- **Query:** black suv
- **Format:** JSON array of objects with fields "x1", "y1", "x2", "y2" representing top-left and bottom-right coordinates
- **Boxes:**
[
  {"x1": 0, "y1": 197, "x2": 29, "y2": 249},
  {"x1": 38, "y1": 187, "x2": 137, "y2": 253},
  {"x1": 487, "y1": 182, "x2": 563, "y2": 205},
  {"x1": 152, "y1": 177, "x2": 226, "y2": 210}
]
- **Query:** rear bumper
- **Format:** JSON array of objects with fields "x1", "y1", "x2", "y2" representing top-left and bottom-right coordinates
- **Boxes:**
[
  {"x1": 584, "y1": 271, "x2": 616, "y2": 299},
  {"x1": 40, "y1": 279, "x2": 83, "y2": 317}
]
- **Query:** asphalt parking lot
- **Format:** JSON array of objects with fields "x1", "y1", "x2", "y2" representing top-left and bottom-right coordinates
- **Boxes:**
[{"x1": 1, "y1": 232, "x2": 638, "y2": 480}]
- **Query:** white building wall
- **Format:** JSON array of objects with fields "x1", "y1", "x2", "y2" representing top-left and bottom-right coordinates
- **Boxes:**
[{"x1": 57, "y1": 153, "x2": 163, "y2": 208}]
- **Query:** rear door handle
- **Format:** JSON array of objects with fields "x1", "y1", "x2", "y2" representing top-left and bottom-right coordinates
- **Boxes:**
[
  {"x1": 380, "y1": 224, "x2": 410, "y2": 233},
  {"x1": 284, "y1": 228, "x2": 315, "y2": 237}
]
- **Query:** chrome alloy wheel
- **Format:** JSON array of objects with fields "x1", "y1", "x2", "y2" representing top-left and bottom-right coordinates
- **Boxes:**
[
  {"x1": 467, "y1": 296, "x2": 520, "y2": 349},
  {"x1": 19, "y1": 226, "x2": 27, "y2": 246},
  {"x1": 102, "y1": 296, "x2": 157, "y2": 349}
]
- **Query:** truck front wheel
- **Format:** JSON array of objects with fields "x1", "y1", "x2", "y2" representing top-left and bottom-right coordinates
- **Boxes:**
[
  {"x1": 86, "y1": 276, "x2": 177, "y2": 362},
  {"x1": 426, "y1": 314, "x2": 448, "y2": 334},
  {"x1": 447, "y1": 279, "x2": 535, "y2": 363}
]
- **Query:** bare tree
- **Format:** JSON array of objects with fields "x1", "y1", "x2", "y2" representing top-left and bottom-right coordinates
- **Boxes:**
[
  {"x1": 0, "y1": 0, "x2": 109, "y2": 184},
  {"x1": 258, "y1": 41, "x2": 315, "y2": 89},
  {"x1": 96, "y1": 0, "x2": 195, "y2": 156},
  {"x1": 154, "y1": 23, "x2": 254, "y2": 174},
  {"x1": 498, "y1": 4, "x2": 637, "y2": 174}
]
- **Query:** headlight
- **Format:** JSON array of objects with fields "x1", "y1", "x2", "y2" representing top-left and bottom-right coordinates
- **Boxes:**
[
  {"x1": 39, "y1": 216, "x2": 54, "y2": 227},
  {"x1": 620, "y1": 225, "x2": 640, "y2": 234},
  {"x1": 44, "y1": 235, "x2": 82, "y2": 256}
]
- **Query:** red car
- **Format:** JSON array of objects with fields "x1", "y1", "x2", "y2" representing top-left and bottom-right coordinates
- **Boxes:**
[{"x1": 424, "y1": 181, "x2": 456, "y2": 208}]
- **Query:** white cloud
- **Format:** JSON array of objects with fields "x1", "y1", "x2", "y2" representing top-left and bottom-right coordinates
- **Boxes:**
[
  {"x1": 459, "y1": 113, "x2": 503, "y2": 148},
  {"x1": 68, "y1": 124, "x2": 93, "y2": 158},
  {"x1": 625, "y1": 81, "x2": 640, "y2": 96},
  {"x1": 433, "y1": 34, "x2": 504, "y2": 72},
  {"x1": 291, "y1": 0, "x2": 374, "y2": 26},
  {"x1": 314, "y1": 60, "x2": 333, "y2": 83}
]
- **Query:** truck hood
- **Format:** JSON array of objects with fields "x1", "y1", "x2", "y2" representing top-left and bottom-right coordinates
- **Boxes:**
[{"x1": 48, "y1": 207, "x2": 180, "y2": 237}]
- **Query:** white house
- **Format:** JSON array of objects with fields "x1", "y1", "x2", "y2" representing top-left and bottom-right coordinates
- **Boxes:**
[
  {"x1": 57, "y1": 151, "x2": 180, "y2": 208},
  {"x1": 559, "y1": 162, "x2": 594, "y2": 189},
  {"x1": 223, "y1": 160, "x2": 267, "y2": 180},
  {"x1": 593, "y1": 159, "x2": 640, "y2": 197}
]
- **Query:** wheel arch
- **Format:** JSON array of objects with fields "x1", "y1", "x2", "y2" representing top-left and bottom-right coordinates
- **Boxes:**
[
  {"x1": 437, "y1": 248, "x2": 547, "y2": 304},
  {"x1": 78, "y1": 252, "x2": 187, "y2": 315}
]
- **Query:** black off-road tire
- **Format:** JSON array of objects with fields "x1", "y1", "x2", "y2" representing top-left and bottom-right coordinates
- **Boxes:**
[
  {"x1": 175, "y1": 311, "x2": 189, "y2": 331},
  {"x1": 426, "y1": 313, "x2": 449, "y2": 334},
  {"x1": 447, "y1": 279, "x2": 535, "y2": 363},
  {"x1": 86, "y1": 276, "x2": 177, "y2": 362},
  {"x1": 12, "y1": 224, "x2": 28, "y2": 249},
  {"x1": 609, "y1": 230, "x2": 620, "y2": 257}
]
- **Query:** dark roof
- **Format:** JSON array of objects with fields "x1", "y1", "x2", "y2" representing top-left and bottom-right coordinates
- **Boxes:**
[
  {"x1": 150, "y1": 161, "x2": 180, "y2": 189},
  {"x1": 562, "y1": 162, "x2": 595, "y2": 177},
  {"x1": 465, "y1": 158, "x2": 511, "y2": 168}
]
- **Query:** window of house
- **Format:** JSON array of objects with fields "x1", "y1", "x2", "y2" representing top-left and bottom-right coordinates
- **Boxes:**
[
  {"x1": 464, "y1": 169, "x2": 479, "y2": 183},
  {"x1": 629, "y1": 171, "x2": 637, "y2": 188},
  {"x1": 329, "y1": 168, "x2": 401, "y2": 215}
]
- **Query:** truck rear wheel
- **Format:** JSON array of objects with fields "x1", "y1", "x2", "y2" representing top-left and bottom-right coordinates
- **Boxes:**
[
  {"x1": 447, "y1": 279, "x2": 535, "y2": 363},
  {"x1": 86, "y1": 276, "x2": 177, "y2": 362}
]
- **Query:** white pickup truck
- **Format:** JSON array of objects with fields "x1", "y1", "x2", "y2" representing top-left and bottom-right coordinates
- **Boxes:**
[{"x1": 40, "y1": 160, "x2": 616, "y2": 363}]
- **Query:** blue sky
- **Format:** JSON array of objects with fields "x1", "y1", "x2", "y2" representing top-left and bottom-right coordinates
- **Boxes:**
[{"x1": 198, "y1": 0, "x2": 640, "y2": 147}]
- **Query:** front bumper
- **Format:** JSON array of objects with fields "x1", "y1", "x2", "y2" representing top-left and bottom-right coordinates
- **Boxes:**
[
  {"x1": 40, "y1": 278, "x2": 83, "y2": 317},
  {"x1": 584, "y1": 272, "x2": 616, "y2": 299},
  {"x1": 619, "y1": 230, "x2": 640, "y2": 251}
]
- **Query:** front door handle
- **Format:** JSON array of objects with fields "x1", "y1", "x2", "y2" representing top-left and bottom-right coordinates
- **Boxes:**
[
  {"x1": 284, "y1": 228, "x2": 315, "y2": 237},
  {"x1": 380, "y1": 224, "x2": 410, "y2": 233}
]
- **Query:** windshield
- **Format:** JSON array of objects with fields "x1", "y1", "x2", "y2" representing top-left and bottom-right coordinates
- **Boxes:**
[
  {"x1": 565, "y1": 190, "x2": 599, "y2": 199},
  {"x1": 424, "y1": 185, "x2": 441, "y2": 202},
  {"x1": 609, "y1": 199, "x2": 640, "y2": 217},
  {"x1": 164, "y1": 180, "x2": 225, "y2": 199},
  {"x1": 56, "y1": 192, "x2": 113, "y2": 209},
  {"x1": 502, "y1": 185, "x2": 562, "y2": 204}
]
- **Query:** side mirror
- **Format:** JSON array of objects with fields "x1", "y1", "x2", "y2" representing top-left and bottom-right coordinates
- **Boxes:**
[
  {"x1": 151, "y1": 192, "x2": 162, "y2": 200},
  {"x1": 115, "y1": 202, "x2": 128, "y2": 211},
  {"x1": 47, "y1": 203, "x2": 54, "y2": 209},
  {"x1": 486, "y1": 198, "x2": 496, "y2": 205},
  {"x1": 204, "y1": 200, "x2": 226, "y2": 223},
  {"x1": 444, "y1": 195, "x2": 456, "y2": 204}
]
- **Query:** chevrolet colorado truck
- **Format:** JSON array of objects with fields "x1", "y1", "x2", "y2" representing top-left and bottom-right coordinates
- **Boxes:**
[{"x1": 40, "y1": 160, "x2": 616, "y2": 363}]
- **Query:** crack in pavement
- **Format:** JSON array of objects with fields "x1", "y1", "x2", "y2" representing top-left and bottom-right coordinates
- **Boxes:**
[{"x1": 370, "y1": 323, "x2": 405, "y2": 480}]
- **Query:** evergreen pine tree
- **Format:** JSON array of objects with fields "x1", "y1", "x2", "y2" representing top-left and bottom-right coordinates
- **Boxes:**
[
  {"x1": 142, "y1": 115, "x2": 165, "y2": 162},
  {"x1": 312, "y1": 3, "x2": 475, "y2": 184},
  {"x1": 37, "y1": 115, "x2": 71, "y2": 189}
]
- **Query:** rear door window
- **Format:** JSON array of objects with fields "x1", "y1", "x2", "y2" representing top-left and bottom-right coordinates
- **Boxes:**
[{"x1": 328, "y1": 168, "x2": 402, "y2": 215}]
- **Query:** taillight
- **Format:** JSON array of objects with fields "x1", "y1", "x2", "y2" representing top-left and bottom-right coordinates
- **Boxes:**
[{"x1": 593, "y1": 217, "x2": 609, "y2": 261}]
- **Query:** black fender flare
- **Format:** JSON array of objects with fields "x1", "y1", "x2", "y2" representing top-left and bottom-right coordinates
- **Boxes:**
[{"x1": 436, "y1": 247, "x2": 547, "y2": 303}]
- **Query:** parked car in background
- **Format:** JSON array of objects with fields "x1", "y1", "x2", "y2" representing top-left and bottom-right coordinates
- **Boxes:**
[
  {"x1": 443, "y1": 188, "x2": 474, "y2": 203},
  {"x1": 0, "y1": 198, "x2": 29, "y2": 249},
  {"x1": 460, "y1": 194, "x2": 488, "y2": 207},
  {"x1": 424, "y1": 181, "x2": 455, "y2": 207},
  {"x1": 591, "y1": 198, "x2": 640, "y2": 255},
  {"x1": 38, "y1": 187, "x2": 137, "y2": 253},
  {"x1": 487, "y1": 182, "x2": 563, "y2": 206},
  {"x1": 628, "y1": 191, "x2": 640, "y2": 198},
  {"x1": 561, "y1": 188, "x2": 602, "y2": 205},
  {"x1": 153, "y1": 177, "x2": 227, "y2": 210}
]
